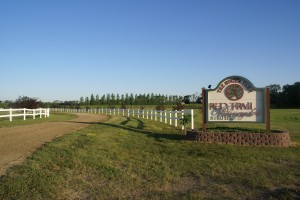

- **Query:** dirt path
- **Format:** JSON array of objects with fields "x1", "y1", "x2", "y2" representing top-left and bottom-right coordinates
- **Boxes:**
[{"x1": 0, "y1": 113, "x2": 108, "y2": 175}]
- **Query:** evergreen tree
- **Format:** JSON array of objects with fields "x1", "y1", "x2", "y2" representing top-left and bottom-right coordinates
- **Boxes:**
[
  {"x1": 146, "y1": 94, "x2": 150, "y2": 105},
  {"x1": 168, "y1": 95, "x2": 173, "y2": 104},
  {"x1": 121, "y1": 94, "x2": 125, "y2": 105},
  {"x1": 111, "y1": 93, "x2": 116, "y2": 105},
  {"x1": 106, "y1": 94, "x2": 111, "y2": 105},
  {"x1": 125, "y1": 93, "x2": 129, "y2": 105},
  {"x1": 116, "y1": 94, "x2": 120, "y2": 105},
  {"x1": 90, "y1": 94, "x2": 95, "y2": 105},
  {"x1": 134, "y1": 94, "x2": 138, "y2": 105},
  {"x1": 85, "y1": 97, "x2": 90, "y2": 106},
  {"x1": 96, "y1": 94, "x2": 100, "y2": 105},
  {"x1": 79, "y1": 97, "x2": 85, "y2": 106},
  {"x1": 129, "y1": 93, "x2": 134, "y2": 105},
  {"x1": 101, "y1": 95, "x2": 106, "y2": 105},
  {"x1": 150, "y1": 93, "x2": 155, "y2": 105}
]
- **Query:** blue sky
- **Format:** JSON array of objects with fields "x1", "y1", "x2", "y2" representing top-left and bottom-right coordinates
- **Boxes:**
[{"x1": 1, "y1": 0, "x2": 299, "y2": 102}]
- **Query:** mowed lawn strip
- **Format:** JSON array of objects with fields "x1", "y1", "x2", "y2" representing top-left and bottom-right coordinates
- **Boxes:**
[
  {"x1": 0, "y1": 113, "x2": 77, "y2": 128},
  {"x1": 0, "y1": 110, "x2": 299, "y2": 199}
]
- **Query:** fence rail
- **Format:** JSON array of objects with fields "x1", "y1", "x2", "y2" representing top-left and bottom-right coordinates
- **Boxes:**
[
  {"x1": 0, "y1": 108, "x2": 50, "y2": 122},
  {"x1": 51, "y1": 108, "x2": 194, "y2": 130}
]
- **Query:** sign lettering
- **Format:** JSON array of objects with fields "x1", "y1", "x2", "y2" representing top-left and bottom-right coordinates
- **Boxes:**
[{"x1": 205, "y1": 76, "x2": 266, "y2": 123}]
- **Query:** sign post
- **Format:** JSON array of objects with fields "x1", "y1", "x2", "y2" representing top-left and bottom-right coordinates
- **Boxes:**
[
  {"x1": 202, "y1": 87, "x2": 206, "y2": 131},
  {"x1": 265, "y1": 87, "x2": 271, "y2": 132}
]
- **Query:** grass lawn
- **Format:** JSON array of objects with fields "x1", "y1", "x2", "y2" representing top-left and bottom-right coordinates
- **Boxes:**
[
  {"x1": 0, "y1": 109, "x2": 299, "y2": 199},
  {"x1": 0, "y1": 113, "x2": 77, "y2": 128}
]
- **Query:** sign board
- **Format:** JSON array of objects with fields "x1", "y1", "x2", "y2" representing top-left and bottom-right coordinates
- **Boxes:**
[{"x1": 202, "y1": 76, "x2": 270, "y2": 128}]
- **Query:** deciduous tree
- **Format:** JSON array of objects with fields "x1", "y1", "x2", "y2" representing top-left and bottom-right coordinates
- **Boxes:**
[{"x1": 13, "y1": 96, "x2": 41, "y2": 109}]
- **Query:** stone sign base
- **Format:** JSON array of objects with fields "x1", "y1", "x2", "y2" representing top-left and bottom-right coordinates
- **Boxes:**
[{"x1": 186, "y1": 130, "x2": 292, "y2": 147}]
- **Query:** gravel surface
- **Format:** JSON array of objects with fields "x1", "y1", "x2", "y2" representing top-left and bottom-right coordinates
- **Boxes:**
[{"x1": 0, "y1": 113, "x2": 107, "y2": 175}]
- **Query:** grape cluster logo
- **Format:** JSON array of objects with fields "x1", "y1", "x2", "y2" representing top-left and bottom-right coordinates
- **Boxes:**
[{"x1": 225, "y1": 84, "x2": 244, "y2": 101}]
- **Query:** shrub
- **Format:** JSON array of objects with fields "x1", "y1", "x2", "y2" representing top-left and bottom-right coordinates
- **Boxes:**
[
  {"x1": 172, "y1": 102, "x2": 185, "y2": 111},
  {"x1": 120, "y1": 103, "x2": 127, "y2": 109},
  {"x1": 12, "y1": 96, "x2": 41, "y2": 109},
  {"x1": 155, "y1": 104, "x2": 165, "y2": 111}
]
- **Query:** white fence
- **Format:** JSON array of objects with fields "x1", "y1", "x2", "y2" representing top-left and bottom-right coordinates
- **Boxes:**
[
  {"x1": 51, "y1": 108, "x2": 194, "y2": 130},
  {"x1": 0, "y1": 108, "x2": 50, "y2": 122}
]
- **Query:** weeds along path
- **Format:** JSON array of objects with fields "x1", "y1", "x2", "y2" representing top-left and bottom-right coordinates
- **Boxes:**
[{"x1": 0, "y1": 113, "x2": 108, "y2": 175}]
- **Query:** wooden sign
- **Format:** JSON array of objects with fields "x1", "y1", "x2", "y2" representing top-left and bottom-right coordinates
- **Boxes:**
[{"x1": 202, "y1": 76, "x2": 270, "y2": 131}]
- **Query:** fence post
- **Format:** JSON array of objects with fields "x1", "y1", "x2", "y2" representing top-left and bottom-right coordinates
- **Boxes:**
[
  {"x1": 181, "y1": 110, "x2": 184, "y2": 130},
  {"x1": 155, "y1": 110, "x2": 157, "y2": 121},
  {"x1": 164, "y1": 110, "x2": 167, "y2": 124},
  {"x1": 40, "y1": 108, "x2": 42, "y2": 118},
  {"x1": 191, "y1": 109, "x2": 194, "y2": 129},
  {"x1": 169, "y1": 111, "x2": 172, "y2": 125},
  {"x1": 33, "y1": 109, "x2": 36, "y2": 119},
  {"x1": 9, "y1": 108, "x2": 12, "y2": 121},
  {"x1": 143, "y1": 110, "x2": 145, "y2": 118},
  {"x1": 23, "y1": 108, "x2": 26, "y2": 120},
  {"x1": 160, "y1": 111, "x2": 162, "y2": 122},
  {"x1": 146, "y1": 110, "x2": 148, "y2": 119},
  {"x1": 175, "y1": 110, "x2": 178, "y2": 127}
]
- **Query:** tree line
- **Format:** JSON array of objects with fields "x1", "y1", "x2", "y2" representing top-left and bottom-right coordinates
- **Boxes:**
[
  {"x1": 269, "y1": 82, "x2": 300, "y2": 108},
  {"x1": 52, "y1": 93, "x2": 201, "y2": 109},
  {"x1": 1, "y1": 82, "x2": 299, "y2": 109},
  {"x1": 0, "y1": 93, "x2": 201, "y2": 109}
]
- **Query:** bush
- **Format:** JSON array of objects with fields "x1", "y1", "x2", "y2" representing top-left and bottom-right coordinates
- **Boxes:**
[
  {"x1": 172, "y1": 102, "x2": 185, "y2": 111},
  {"x1": 155, "y1": 104, "x2": 165, "y2": 111},
  {"x1": 12, "y1": 96, "x2": 41, "y2": 109},
  {"x1": 120, "y1": 103, "x2": 127, "y2": 109}
]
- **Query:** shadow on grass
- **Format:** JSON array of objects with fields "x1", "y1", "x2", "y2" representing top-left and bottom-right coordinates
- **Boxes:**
[
  {"x1": 65, "y1": 121, "x2": 100, "y2": 125},
  {"x1": 98, "y1": 121, "x2": 185, "y2": 141},
  {"x1": 134, "y1": 118, "x2": 145, "y2": 129},
  {"x1": 65, "y1": 116, "x2": 185, "y2": 141},
  {"x1": 119, "y1": 117, "x2": 144, "y2": 129},
  {"x1": 264, "y1": 187, "x2": 300, "y2": 200},
  {"x1": 120, "y1": 117, "x2": 131, "y2": 126}
]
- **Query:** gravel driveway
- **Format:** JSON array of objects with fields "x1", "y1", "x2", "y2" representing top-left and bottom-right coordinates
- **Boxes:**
[{"x1": 0, "y1": 113, "x2": 107, "y2": 175}]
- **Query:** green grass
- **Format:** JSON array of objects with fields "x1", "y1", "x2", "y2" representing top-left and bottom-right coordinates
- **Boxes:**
[
  {"x1": 0, "y1": 110, "x2": 300, "y2": 199},
  {"x1": 0, "y1": 113, "x2": 77, "y2": 128}
]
